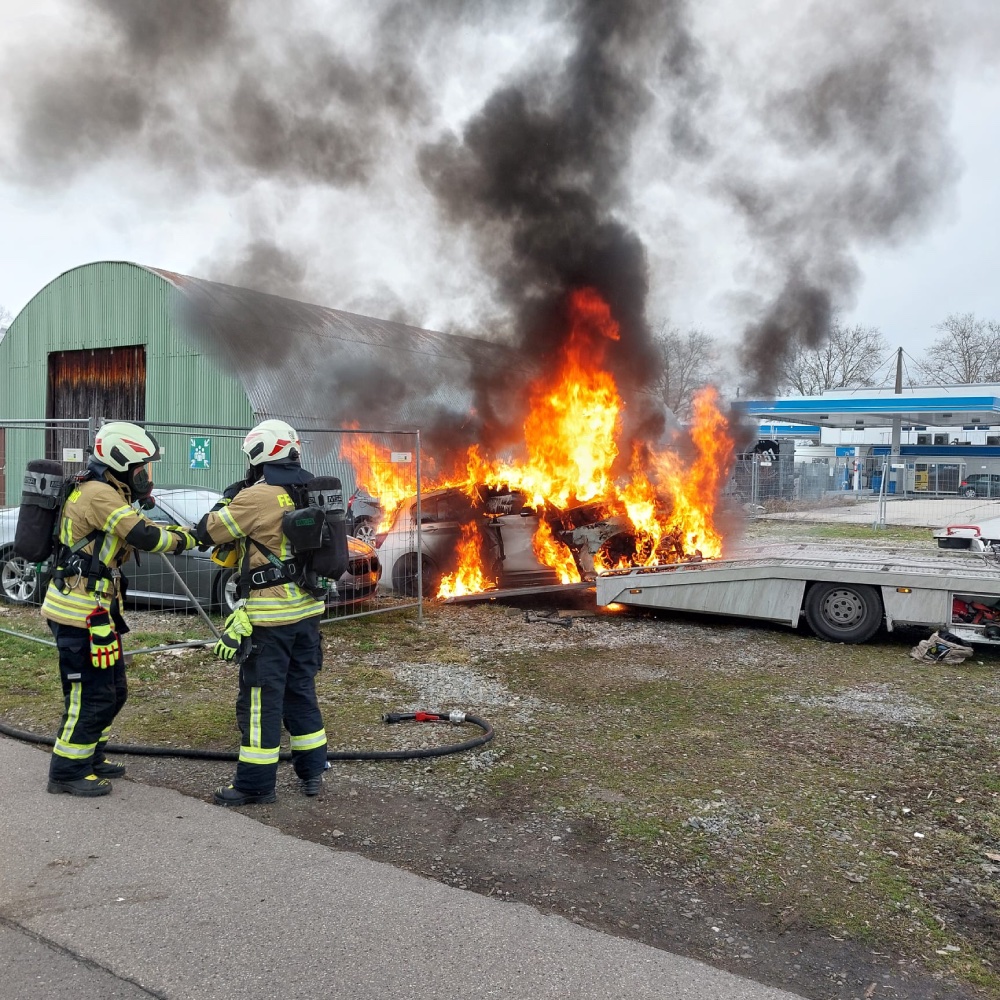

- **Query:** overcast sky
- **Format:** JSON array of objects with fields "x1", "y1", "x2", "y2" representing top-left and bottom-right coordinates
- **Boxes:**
[{"x1": 0, "y1": 0, "x2": 997, "y2": 370}]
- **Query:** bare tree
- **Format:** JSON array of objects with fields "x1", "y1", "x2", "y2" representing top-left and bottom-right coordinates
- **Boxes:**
[
  {"x1": 777, "y1": 321, "x2": 890, "y2": 395},
  {"x1": 652, "y1": 324, "x2": 720, "y2": 417},
  {"x1": 915, "y1": 313, "x2": 1000, "y2": 384},
  {"x1": 0, "y1": 304, "x2": 11, "y2": 333}
]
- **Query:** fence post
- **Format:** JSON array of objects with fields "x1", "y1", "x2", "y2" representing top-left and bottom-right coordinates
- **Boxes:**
[
  {"x1": 873, "y1": 457, "x2": 889, "y2": 529},
  {"x1": 415, "y1": 429, "x2": 423, "y2": 622}
]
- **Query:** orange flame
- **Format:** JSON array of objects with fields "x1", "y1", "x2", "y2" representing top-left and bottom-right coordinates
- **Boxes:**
[
  {"x1": 532, "y1": 518, "x2": 582, "y2": 584},
  {"x1": 338, "y1": 433, "x2": 414, "y2": 531},
  {"x1": 480, "y1": 288, "x2": 622, "y2": 508},
  {"x1": 437, "y1": 522, "x2": 493, "y2": 598},
  {"x1": 652, "y1": 387, "x2": 732, "y2": 560}
]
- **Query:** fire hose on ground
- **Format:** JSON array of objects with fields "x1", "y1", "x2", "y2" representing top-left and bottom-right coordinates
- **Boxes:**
[
  {"x1": 0, "y1": 710, "x2": 495, "y2": 762},
  {"x1": 0, "y1": 553, "x2": 495, "y2": 762}
]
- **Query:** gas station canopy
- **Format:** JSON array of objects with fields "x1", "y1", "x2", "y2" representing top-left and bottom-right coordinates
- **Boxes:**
[{"x1": 738, "y1": 388, "x2": 1000, "y2": 430}]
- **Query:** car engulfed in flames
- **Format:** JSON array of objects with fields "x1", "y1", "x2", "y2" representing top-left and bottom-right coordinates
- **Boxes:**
[
  {"x1": 341, "y1": 287, "x2": 735, "y2": 600},
  {"x1": 373, "y1": 486, "x2": 638, "y2": 599}
]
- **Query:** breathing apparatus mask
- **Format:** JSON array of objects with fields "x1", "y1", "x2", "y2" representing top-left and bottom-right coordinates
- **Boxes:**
[{"x1": 128, "y1": 463, "x2": 156, "y2": 507}]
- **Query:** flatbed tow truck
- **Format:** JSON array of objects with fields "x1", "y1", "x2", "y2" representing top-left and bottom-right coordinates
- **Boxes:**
[{"x1": 593, "y1": 542, "x2": 1000, "y2": 645}]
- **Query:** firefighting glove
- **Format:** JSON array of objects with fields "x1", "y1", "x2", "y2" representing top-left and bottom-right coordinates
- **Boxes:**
[
  {"x1": 213, "y1": 608, "x2": 253, "y2": 661},
  {"x1": 165, "y1": 526, "x2": 197, "y2": 553},
  {"x1": 86, "y1": 608, "x2": 120, "y2": 669}
]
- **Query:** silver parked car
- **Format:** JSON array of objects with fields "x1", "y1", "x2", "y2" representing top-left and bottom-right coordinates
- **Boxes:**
[
  {"x1": 346, "y1": 486, "x2": 383, "y2": 546},
  {"x1": 0, "y1": 487, "x2": 381, "y2": 612}
]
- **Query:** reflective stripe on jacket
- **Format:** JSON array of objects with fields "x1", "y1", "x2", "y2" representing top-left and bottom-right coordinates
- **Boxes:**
[
  {"x1": 41, "y1": 477, "x2": 180, "y2": 627},
  {"x1": 201, "y1": 482, "x2": 324, "y2": 626}
]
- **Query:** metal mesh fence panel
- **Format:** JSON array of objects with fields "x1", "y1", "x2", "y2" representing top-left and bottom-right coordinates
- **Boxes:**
[
  {"x1": 727, "y1": 445, "x2": 1000, "y2": 534},
  {"x1": 0, "y1": 418, "x2": 94, "y2": 507},
  {"x1": 297, "y1": 426, "x2": 421, "y2": 622},
  {"x1": 1, "y1": 419, "x2": 422, "y2": 651},
  {"x1": 726, "y1": 451, "x2": 797, "y2": 512}
]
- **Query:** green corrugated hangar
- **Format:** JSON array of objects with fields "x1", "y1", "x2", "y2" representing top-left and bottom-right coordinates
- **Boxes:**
[{"x1": 0, "y1": 260, "x2": 526, "y2": 504}]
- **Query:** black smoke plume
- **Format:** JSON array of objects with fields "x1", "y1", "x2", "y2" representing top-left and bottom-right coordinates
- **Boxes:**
[{"x1": 417, "y1": 0, "x2": 710, "y2": 457}]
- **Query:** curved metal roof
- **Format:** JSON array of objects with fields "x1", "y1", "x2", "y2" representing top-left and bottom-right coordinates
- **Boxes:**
[
  {"x1": 141, "y1": 265, "x2": 673, "y2": 462},
  {"x1": 147, "y1": 266, "x2": 540, "y2": 433}
]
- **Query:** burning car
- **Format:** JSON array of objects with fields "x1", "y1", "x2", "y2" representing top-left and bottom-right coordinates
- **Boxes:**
[
  {"x1": 374, "y1": 485, "x2": 633, "y2": 598},
  {"x1": 345, "y1": 290, "x2": 734, "y2": 599}
]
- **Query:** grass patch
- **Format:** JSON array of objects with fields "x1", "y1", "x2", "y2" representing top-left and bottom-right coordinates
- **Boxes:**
[{"x1": 792, "y1": 523, "x2": 936, "y2": 542}]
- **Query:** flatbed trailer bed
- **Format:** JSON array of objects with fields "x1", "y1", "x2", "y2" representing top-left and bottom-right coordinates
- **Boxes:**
[{"x1": 594, "y1": 543, "x2": 1000, "y2": 645}]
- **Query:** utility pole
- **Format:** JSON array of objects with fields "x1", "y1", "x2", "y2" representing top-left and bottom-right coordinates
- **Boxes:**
[{"x1": 890, "y1": 346, "x2": 903, "y2": 495}]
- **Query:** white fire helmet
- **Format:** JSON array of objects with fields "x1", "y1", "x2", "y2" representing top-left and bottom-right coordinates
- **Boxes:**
[
  {"x1": 93, "y1": 422, "x2": 162, "y2": 472},
  {"x1": 242, "y1": 419, "x2": 301, "y2": 466}
]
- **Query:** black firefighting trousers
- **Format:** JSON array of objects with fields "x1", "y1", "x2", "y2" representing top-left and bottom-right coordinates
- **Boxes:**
[
  {"x1": 233, "y1": 615, "x2": 327, "y2": 794},
  {"x1": 48, "y1": 622, "x2": 127, "y2": 781}
]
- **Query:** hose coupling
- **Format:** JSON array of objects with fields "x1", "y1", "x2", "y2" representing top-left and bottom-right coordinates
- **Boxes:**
[{"x1": 448, "y1": 710, "x2": 467, "y2": 724}]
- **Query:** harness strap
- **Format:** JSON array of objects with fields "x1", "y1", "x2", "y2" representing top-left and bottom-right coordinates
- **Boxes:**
[
  {"x1": 53, "y1": 529, "x2": 108, "y2": 593},
  {"x1": 238, "y1": 538, "x2": 323, "y2": 598}
]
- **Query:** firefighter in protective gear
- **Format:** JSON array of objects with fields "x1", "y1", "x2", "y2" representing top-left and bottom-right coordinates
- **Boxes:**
[
  {"x1": 193, "y1": 419, "x2": 328, "y2": 806},
  {"x1": 44, "y1": 421, "x2": 197, "y2": 797}
]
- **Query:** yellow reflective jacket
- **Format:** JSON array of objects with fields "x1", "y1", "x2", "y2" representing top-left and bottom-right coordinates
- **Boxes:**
[
  {"x1": 41, "y1": 475, "x2": 186, "y2": 627},
  {"x1": 201, "y1": 482, "x2": 324, "y2": 627}
]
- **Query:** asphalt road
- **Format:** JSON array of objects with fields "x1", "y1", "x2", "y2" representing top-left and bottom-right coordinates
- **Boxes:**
[{"x1": 0, "y1": 736, "x2": 807, "y2": 1000}]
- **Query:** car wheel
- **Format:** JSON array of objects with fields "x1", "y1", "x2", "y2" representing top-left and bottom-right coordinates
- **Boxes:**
[
  {"x1": 961, "y1": 487, "x2": 978, "y2": 498},
  {"x1": 391, "y1": 553, "x2": 439, "y2": 598},
  {"x1": 213, "y1": 569, "x2": 240, "y2": 615},
  {"x1": 0, "y1": 547, "x2": 44, "y2": 605},
  {"x1": 804, "y1": 582, "x2": 882, "y2": 643},
  {"x1": 352, "y1": 518, "x2": 378, "y2": 546}
]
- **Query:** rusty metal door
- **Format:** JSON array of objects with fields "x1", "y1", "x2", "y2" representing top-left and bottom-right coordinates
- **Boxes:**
[{"x1": 47, "y1": 346, "x2": 146, "y2": 458}]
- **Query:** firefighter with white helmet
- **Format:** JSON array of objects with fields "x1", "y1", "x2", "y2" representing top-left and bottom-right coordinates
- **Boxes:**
[
  {"x1": 193, "y1": 418, "x2": 329, "y2": 806},
  {"x1": 43, "y1": 421, "x2": 197, "y2": 797}
]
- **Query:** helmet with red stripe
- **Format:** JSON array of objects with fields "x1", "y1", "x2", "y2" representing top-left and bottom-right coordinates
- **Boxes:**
[
  {"x1": 242, "y1": 419, "x2": 301, "y2": 466},
  {"x1": 94, "y1": 422, "x2": 161, "y2": 472}
]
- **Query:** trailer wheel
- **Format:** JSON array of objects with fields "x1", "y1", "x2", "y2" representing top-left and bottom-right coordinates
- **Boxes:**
[{"x1": 804, "y1": 582, "x2": 882, "y2": 643}]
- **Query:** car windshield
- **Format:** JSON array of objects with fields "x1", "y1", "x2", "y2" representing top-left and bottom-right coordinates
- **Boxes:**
[{"x1": 148, "y1": 490, "x2": 221, "y2": 526}]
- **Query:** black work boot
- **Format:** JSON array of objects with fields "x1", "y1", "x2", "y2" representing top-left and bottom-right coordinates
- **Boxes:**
[
  {"x1": 93, "y1": 758, "x2": 127, "y2": 778},
  {"x1": 300, "y1": 774, "x2": 323, "y2": 797},
  {"x1": 47, "y1": 774, "x2": 112, "y2": 797},
  {"x1": 213, "y1": 783, "x2": 276, "y2": 807}
]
